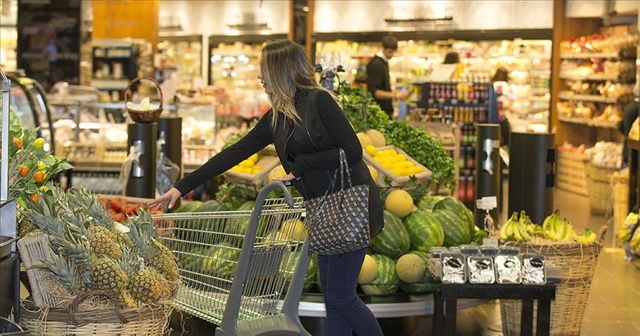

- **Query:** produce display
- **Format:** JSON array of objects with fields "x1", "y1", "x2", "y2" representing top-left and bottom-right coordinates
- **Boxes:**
[
  {"x1": 498, "y1": 210, "x2": 597, "y2": 244},
  {"x1": 618, "y1": 212, "x2": 640, "y2": 258}
]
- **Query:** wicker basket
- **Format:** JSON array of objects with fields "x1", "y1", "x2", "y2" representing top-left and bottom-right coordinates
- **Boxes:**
[
  {"x1": 20, "y1": 291, "x2": 172, "y2": 336},
  {"x1": 585, "y1": 162, "x2": 618, "y2": 215},
  {"x1": 500, "y1": 227, "x2": 606, "y2": 336},
  {"x1": 124, "y1": 77, "x2": 163, "y2": 124}
]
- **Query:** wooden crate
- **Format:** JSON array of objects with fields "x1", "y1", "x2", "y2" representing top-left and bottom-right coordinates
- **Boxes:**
[
  {"x1": 222, "y1": 155, "x2": 280, "y2": 186},
  {"x1": 555, "y1": 150, "x2": 588, "y2": 196},
  {"x1": 363, "y1": 145, "x2": 432, "y2": 187}
]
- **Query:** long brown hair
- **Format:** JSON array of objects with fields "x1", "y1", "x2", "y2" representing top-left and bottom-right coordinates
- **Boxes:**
[{"x1": 260, "y1": 39, "x2": 324, "y2": 128}]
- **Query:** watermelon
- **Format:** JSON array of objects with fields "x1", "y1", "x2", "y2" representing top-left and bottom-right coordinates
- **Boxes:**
[
  {"x1": 417, "y1": 195, "x2": 445, "y2": 212},
  {"x1": 370, "y1": 210, "x2": 411, "y2": 258},
  {"x1": 201, "y1": 242, "x2": 241, "y2": 277},
  {"x1": 225, "y1": 200, "x2": 258, "y2": 246},
  {"x1": 174, "y1": 201, "x2": 202, "y2": 213},
  {"x1": 433, "y1": 197, "x2": 475, "y2": 238},
  {"x1": 195, "y1": 200, "x2": 225, "y2": 212},
  {"x1": 403, "y1": 210, "x2": 445, "y2": 252},
  {"x1": 360, "y1": 254, "x2": 399, "y2": 295},
  {"x1": 399, "y1": 250, "x2": 440, "y2": 294},
  {"x1": 280, "y1": 251, "x2": 318, "y2": 293},
  {"x1": 433, "y1": 209, "x2": 473, "y2": 247}
]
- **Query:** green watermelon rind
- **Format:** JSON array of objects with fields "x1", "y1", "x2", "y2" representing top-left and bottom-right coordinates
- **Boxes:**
[
  {"x1": 360, "y1": 254, "x2": 399, "y2": 295},
  {"x1": 174, "y1": 201, "x2": 203, "y2": 213},
  {"x1": 433, "y1": 208, "x2": 473, "y2": 247},
  {"x1": 433, "y1": 197, "x2": 476, "y2": 238},
  {"x1": 370, "y1": 210, "x2": 411, "y2": 258},
  {"x1": 403, "y1": 210, "x2": 445, "y2": 252}
]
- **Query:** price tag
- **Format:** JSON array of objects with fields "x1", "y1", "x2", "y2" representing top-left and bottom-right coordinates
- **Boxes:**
[
  {"x1": 483, "y1": 237, "x2": 499, "y2": 247},
  {"x1": 476, "y1": 196, "x2": 497, "y2": 210}
]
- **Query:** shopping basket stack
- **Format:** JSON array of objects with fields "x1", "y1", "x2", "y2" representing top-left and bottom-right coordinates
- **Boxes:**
[{"x1": 154, "y1": 181, "x2": 311, "y2": 336}]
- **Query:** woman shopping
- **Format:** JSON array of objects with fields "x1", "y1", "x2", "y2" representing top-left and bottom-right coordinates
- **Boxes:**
[{"x1": 149, "y1": 39, "x2": 384, "y2": 336}]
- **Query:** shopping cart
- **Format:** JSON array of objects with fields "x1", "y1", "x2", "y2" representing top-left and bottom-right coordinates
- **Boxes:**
[{"x1": 154, "y1": 181, "x2": 311, "y2": 336}]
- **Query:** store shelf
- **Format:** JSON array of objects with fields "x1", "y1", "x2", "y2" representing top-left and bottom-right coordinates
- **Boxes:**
[
  {"x1": 557, "y1": 91, "x2": 618, "y2": 104},
  {"x1": 559, "y1": 73, "x2": 620, "y2": 81},
  {"x1": 91, "y1": 78, "x2": 130, "y2": 90},
  {"x1": 557, "y1": 116, "x2": 620, "y2": 129},
  {"x1": 559, "y1": 52, "x2": 620, "y2": 59}
]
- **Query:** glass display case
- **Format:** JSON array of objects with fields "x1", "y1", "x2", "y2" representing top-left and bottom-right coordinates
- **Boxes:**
[
  {"x1": 207, "y1": 34, "x2": 285, "y2": 124},
  {"x1": 0, "y1": 72, "x2": 55, "y2": 152},
  {"x1": 157, "y1": 34, "x2": 203, "y2": 92}
]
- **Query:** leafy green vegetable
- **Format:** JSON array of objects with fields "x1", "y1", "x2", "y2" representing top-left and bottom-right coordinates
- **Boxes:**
[{"x1": 336, "y1": 84, "x2": 456, "y2": 189}]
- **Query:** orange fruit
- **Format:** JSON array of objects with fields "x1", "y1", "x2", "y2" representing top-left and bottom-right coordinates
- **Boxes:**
[
  {"x1": 12, "y1": 138, "x2": 22, "y2": 149},
  {"x1": 30, "y1": 193, "x2": 39, "y2": 202},
  {"x1": 34, "y1": 171, "x2": 45, "y2": 183},
  {"x1": 19, "y1": 165, "x2": 29, "y2": 177}
]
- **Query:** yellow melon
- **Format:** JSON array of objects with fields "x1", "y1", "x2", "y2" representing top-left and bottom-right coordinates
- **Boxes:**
[
  {"x1": 367, "y1": 165, "x2": 379, "y2": 183},
  {"x1": 357, "y1": 254, "x2": 378, "y2": 284},
  {"x1": 385, "y1": 189, "x2": 414, "y2": 218},
  {"x1": 356, "y1": 132, "x2": 373, "y2": 149},
  {"x1": 268, "y1": 165, "x2": 287, "y2": 181},
  {"x1": 395, "y1": 253, "x2": 426, "y2": 283},
  {"x1": 366, "y1": 129, "x2": 386, "y2": 147},
  {"x1": 280, "y1": 218, "x2": 307, "y2": 241}
]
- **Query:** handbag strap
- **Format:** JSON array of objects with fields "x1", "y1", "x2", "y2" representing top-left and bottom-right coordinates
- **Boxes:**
[{"x1": 337, "y1": 148, "x2": 353, "y2": 190}]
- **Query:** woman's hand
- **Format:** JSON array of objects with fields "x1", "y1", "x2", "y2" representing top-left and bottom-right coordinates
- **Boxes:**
[
  {"x1": 148, "y1": 187, "x2": 181, "y2": 210},
  {"x1": 273, "y1": 172, "x2": 296, "y2": 182}
]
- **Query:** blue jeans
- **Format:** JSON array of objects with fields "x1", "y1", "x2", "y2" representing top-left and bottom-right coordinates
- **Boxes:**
[{"x1": 317, "y1": 248, "x2": 384, "y2": 336}]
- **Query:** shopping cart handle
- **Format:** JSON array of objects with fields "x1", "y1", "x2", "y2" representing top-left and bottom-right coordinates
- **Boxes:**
[{"x1": 256, "y1": 180, "x2": 296, "y2": 208}]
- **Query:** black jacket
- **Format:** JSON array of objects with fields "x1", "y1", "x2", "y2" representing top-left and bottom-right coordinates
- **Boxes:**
[
  {"x1": 174, "y1": 88, "x2": 384, "y2": 238},
  {"x1": 366, "y1": 55, "x2": 393, "y2": 117}
]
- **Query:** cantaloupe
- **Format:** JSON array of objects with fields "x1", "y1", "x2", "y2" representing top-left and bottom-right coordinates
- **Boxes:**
[
  {"x1": 280, "y1": 218, "x2": 307, "y2": 241},
  {"x1": 356, "y1": 132, "x2": 373, "y2": 149},
  {"x1": 385, "y1": 189, "x2": 414, "y2": 218},
  {"x1": 357, "y1": 254, "x2": 378, "y2": 284},
  {"x1": 396, "y1": 253, "x2": 426, "y2": 283},
  {"x1": 367, "y1": 165, "x2": 379, "y2": 182},
  {"x1": 366, "y1": 129, "x2": 386, "y2": 147}
]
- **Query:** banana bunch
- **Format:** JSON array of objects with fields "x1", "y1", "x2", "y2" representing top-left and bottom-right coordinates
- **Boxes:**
[
  {"x1": 617, "y1": 212, "x2": 639, "y2": 244},
  {"x1": 629, "y1": 227, "x2": 640, "y2": 256},
  {"x1": 575, "y1": 228, "x2": 598, "y2": 244},
  {"x1": 542, "y1": 211, "x2": 575, "y2": 242},
  {"x1": 499, "y1": 211, "x2": 539, "y2": 242}
]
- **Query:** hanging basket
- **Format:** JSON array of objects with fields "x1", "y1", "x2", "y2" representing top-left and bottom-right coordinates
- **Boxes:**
[
  {"x1": 19, "y1": 291, "x2": 173, "y2": 336},
  {"x1": 124, "y1": 77, "x2": 164, "y2": 124},
  {"x1": 499, "y1": 227, "x2": 606, "y2": 336}
]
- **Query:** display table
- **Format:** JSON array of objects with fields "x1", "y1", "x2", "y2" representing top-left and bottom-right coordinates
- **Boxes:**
[{"x1": 433, "y1": 283, "x2": 556, "y2": 336}]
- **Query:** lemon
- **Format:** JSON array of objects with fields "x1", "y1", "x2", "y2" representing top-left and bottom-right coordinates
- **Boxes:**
[
  {"x1": 365, "y1": 145, "x2": 378, "y2": 157},
  {"x1": 268, "y1": 165, "x2": 287, "y2": 180},
  {"x1": 249, "y1": 153, "x2": 259, "y2": 163},
  {"x1": 239, "y1": 160, "x2": 254, "y2": 168}
]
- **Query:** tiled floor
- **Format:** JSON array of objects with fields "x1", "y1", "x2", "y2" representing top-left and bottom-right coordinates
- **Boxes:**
[{"x1": 170, "y1": 186, "x2": 640, "y2": 336}]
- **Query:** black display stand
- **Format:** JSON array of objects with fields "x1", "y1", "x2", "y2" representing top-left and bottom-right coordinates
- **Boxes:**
[
  {"x1": 433, "y1": 283, "x2": 556, "y2": 336},
  {"x1": 508, "y1": 132, "x2": 555, "y2": 226},
  {"x1": 125, "y1": 123, "x2": 157, "y2": 198},
  {"x1": 157, "y1": 117, "x2": 182, "y2": 172},
  {"x1": 474, "y1": 124, "x2": 501, "y2": 229}
]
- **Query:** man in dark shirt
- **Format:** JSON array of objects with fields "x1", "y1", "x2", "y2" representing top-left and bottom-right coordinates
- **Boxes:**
[{"x1": 366, "y1": 35, "x2": 410, "y2": 119}]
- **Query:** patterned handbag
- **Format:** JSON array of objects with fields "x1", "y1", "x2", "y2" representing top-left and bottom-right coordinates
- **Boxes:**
[{"x1": 305, "y1": 148, "x2": 371, "y2": 255}]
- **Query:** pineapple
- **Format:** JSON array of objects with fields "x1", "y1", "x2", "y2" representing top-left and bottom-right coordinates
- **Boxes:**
[
  {"x1": 87, "y1": 225, "x2": 123, "y2": 260},
  {"x1": 90, "y1": 257, "x2": 129, "y2": 292},
  {"x1": 41, "y1": 249, "x2": 90, "y2": 296},
  {"x1": 119, "y1": 291, "x2": 137, "y2": 308},
  {"x1": 128, "y1": 215, "x2": 180, "y2": 282},
  {"x1": 128, "y1": 267, "x2": 172, "y2": 304}
]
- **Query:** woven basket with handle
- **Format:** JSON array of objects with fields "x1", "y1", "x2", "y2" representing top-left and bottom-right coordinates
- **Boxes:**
[{"x1": 124, "y1": 77, "x2": 163, "y2": 123}]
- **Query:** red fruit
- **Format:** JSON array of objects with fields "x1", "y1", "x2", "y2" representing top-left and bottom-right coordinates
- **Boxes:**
[
  {"x1": 99, "y1": 197, "x2": 110, "y2": 209},
  {"x1": 110, "y1": 197, "x2": 127, "y2": 213},
  {"x1": 122, "y1": 203, "x2": 139, "y2": 216},
  {"x1": 112, "y1": 213, "x2": 124, "y2": 223}
]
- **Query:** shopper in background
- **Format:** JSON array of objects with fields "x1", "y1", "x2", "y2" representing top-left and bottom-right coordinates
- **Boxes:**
[
  {"x1": 366, "y1": 35, "x2": 411, "y2": 119},
  {"x1": 149, "y1": 39, "x2": 384, "y2": 336},
  {"x1": 620, "y1": 81, "x2": 639, "y2": 166}
]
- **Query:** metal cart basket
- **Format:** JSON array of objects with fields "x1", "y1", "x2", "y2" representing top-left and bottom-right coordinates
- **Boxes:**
[{"x1": 154, "y1": 181, "x2": 311, "y2": 336}]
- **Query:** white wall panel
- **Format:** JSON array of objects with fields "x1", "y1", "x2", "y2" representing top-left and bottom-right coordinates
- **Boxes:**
[
  {"x1": 314, "y1": 0, "x2": 553, "y2": 33},
  {"x1": 565, "y1": 0, "x2": 605, "y2": 18}
]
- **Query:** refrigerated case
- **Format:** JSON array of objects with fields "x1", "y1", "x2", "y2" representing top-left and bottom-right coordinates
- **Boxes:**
[
  {"x1": 157, "y1": 34, "x2": 203, "y2": 91},
  {"x1": 0, "y1": 72, "x2": 55, "y2": 153},
  {"x1": 208, "y1": 34, "x2": 286, "y2": 123}
]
